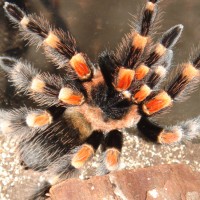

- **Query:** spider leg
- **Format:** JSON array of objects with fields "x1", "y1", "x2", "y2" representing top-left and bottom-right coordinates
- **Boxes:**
[
  {"x1": 138, "y1": 24, "x2": 183, "y2": 83},
  {"x1": 98, "y1": 24, "x2": 182, "y2": 103},
  {"x1": 0, "y1": 107, "x2": 53, "y2": 139},
  {"x1": 4, "y1": 2, "x2": 94, "y2": 81},
  {"x1": 0, "y1": 57, "x2": 86, "y2": 107},
  {"x1": 18, "y1": 116, "x2": 82, "y2": 172},
  {"x1": 99, "y1": 2, "x2": 183, "y2": 103},
  {"x1": 130, "y1": 25, "x2": 183, "y2": 103},
  {"x1": 140, "y1": 53, "x2": 200, "y2": 116},
  {"x1": 0, "y1": 56, "x2": 86, "y2": 173},
  {"x1": 137, "y1": 116, "x2": 200, "y2": 144},
  {"x1": 117, "y1": 0, "x2": 160, "y2": 69},
  {"x1": 0, "y1": 105, "x2": 82, "y2": 173},
  {"x1": 98, "y1": 0, "x2": 159, "y2": 93},
  {"x1": 28, "y1": 155, "x2": 75, "y2": 200},
  {"x1": 145, "y1": 50, "x2": 173, "y2": 89},
  {"x1": 71, "y1": 130, "x2": 103, "y2": 169},
  {"x1": 30, "y1": 130, "x2": 122, "y2": 198},
  {"x1": 138, "y1": 24, "x2": 183, "y2": 76},
  {"x1": 101, "y1": 130, "x2": 123, "y2": 173},
  {"x1": 27, "y1": 130, "x2": 103, "y2": 199}
]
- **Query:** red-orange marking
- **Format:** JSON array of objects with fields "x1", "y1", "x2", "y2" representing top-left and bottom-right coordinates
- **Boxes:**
[
  {"x1": 182, "y1": 63, "x2": 199, "y2": 80},
  {"x1": 66, "y1": 95, "x2": 84, "y2": 105},
  {"x1": 115, "y1": 68, "x2": 135, "y2": 91},
  {"x1": 70, "y1": 53, "x2": 91, "y2": 79},
  {"x1": 33, "y1": 113, "x2": 51, "y2": 127},
  {"x1": 133, "y1": 85, "x2": 151, "y2": 103},
  {"x1": 58, "y1": 87, "x2": 84, "y2": 105},
  {"x1": 158, "y1": 131, "x2": 181, "y2": 144},
  {"x1": 132, "y1": 32, "x2": 148, "y2": 50},
  {"x1": 106, "y1": 149, "x2": 120, "y2": 170},
  {"x1": 143, "y1": 91, "x2": 172, "y2": 115},
  {"x1": 26, "y1": 112, "x2": 52, "y2": 127},
  {"x1": 71, "y1": 145, "x2": 94, "y2": 169},
  {"x1": 135, "y1": 64, "x2": 150, "y2": 80}
]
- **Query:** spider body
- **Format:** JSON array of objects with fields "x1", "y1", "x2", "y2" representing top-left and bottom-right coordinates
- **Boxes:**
[{"x1": 0, "y1": 0, "x2": 200, "y2": 199}]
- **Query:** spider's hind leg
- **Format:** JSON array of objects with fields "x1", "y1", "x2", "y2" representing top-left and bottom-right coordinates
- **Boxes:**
[{"x1": 117, "y1": 0, "x2": 160, "y2": 69}]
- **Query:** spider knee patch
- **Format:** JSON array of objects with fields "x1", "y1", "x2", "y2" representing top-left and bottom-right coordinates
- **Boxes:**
[
  {"x1": 182, "y1": 63, "x2": 199, "y2": 80},
  {"x1": 158, "y1": 130, "x2": 182, "y2": 144},
  {"x1": 132, "y1": 84, "x2": 152, "y2": 103},
  {"x1": 58, "y1": 87, "x2": 85, "y2": 106},
  {"x1": 145, "y1": 43, "x2": 167, "y2": 66},
  {"x1": 43, "y1": 30, "x2": 77, "y2": 59},
  {"x1": 132, "y1": 32, "x2": 148, "y2": 50},
  {"x1": 102, "y1": 130, "x2": 123, "y2": 171},
  {"x1": 135, "y1": 64, "x2": 150, "y2": 80},
  {"x1": 125, "y1": 32, "x2": 149, "y2": 67},
  {"x1": 142, "y1": 91, "x2": 172, "y2": 115},
  {"x1": 71, "y1": 144, "x2": 94, "y2": 169},
  {"x1": 44, "y1": 32, "x2": 60, "y2": 49},
  {"x1": 71, "y1": 130, "x2": 103, "y2": 169},
  {"x1": 26, "y1": 111, "x2": 52, "y2": 128},
  {"x1": 104, "y1": 148, "x2": 121, "y2": 171},
  {"x1": 69, "y1": 53, "x2": 92, "y2": 80},
  {"x1": 114, "y1": 68, "x2": 135, "y2": 91},
  {"x1": 167, "y1": 62, "x2": 200, "y2": 99},
  {"x1": 31, "y1": 77, "x2": 46, "y2": 93}
]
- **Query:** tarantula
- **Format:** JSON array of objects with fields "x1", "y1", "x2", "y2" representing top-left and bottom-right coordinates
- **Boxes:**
[{"x1": 1, "y1": 0, "x2": 200, "y2": 199}]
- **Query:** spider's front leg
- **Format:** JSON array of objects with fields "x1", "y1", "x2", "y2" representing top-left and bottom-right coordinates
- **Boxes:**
[
  {"x1": 141, "y1": 53, "x2": 200, "y2": 117},
  {"x1": 100, "y1": 0, "x2": 161, "y2": 91},
  {"x1": 0, "y1": 57, "x2": 86, "y2": 108},
  {"x1": 4, "y1": 2, "x2": 94, "y2": 81},
  {"x1": 100, "y1": 0, "x2": 183, "y2": 105}
]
